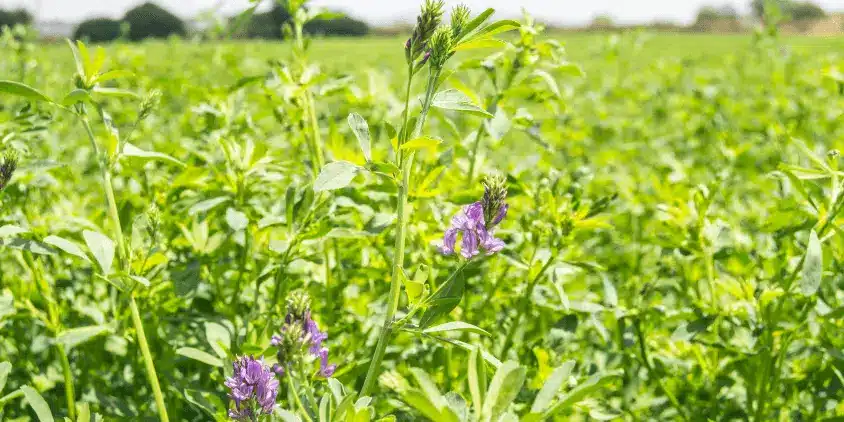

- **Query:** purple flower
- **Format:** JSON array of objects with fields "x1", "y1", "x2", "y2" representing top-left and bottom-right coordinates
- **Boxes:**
[
  {"x1": 225, "y1": 356, "x2": 279, "y2": 420},
  {"x1": 441, "y1": 176, "x2": 509, "y2": 258},
  {"x1": 441, "y1": 201, "x2": 507, "y2": 258},
  {"x1": 273, "y1": 305, "x2": 336, "y2": 378}
]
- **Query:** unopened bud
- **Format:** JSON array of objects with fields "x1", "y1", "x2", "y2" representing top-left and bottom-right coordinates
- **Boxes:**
[
  {"x1": 0, "y1": 151, "x2": 18, "y2": 191},
  {"x1": 139, "y1": 89, "x2": 161, "y2": 121}
]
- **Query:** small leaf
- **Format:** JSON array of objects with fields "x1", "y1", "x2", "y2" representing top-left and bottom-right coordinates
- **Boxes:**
[
  {"x1": 400, "y1": 136, "x2": 442, "y2": 152},
  {"x1": 800, "y1": 230, "x2": 823, "y2": 295},
  {"x1": 467, "y1": 346, "x2": 484, "y2": 412},
  {"x1": 122, "y1": 142, "x2": 185, "y2": 167},
  {"x1": 531, "y1": 360, "x2": 575, "y2": 413},
  {"x1": 418, "y1": 269, "x2": 466, "y2": 329},
  {"x1": 0, "y1": 361, "x2": 10, "y2": 394},
  {"x1": 482, "y1": 361, "x2": 526, "y2": 421},
  {"x1": 543, "y1": 371, "x2": 622, "y2": 418},
  {"x1": 225, "y1": 208, "x2": 248, "y2": 232},
  {"x1": 453, "y1": 38, "x2": 506, "y2": 51},
  {"x1": 0, "y1": 80, "x2": 54, "y2": 104},
  {"x1": 313, "y1": 161, "x2": 360, "y2": 192},
  {"x1": 205, "y1": 322, "x2": 231, "y2": 360},
  {"x1": 176, "y1": 347, "x2": 224, "y2": 367},
  {"x1": 0, "y1": 225, "x2": 28, "y2": 237},
  {"x1": 348, "y1": 113, "x2": 371, "y2": 162},
  {"x1": 0, "y1": 238, "x2": 56, "y2": 255},
  {"x1": 44, "y1": 235, "x2": 91, "y2": 263},
  {"x1": 61, "y1": 89, "x2": 92, "y2": 106},
  {"x1": 95, "y1": 70, "x2": 135, "y2": 83},
  {"x1": 21, "y1": 386, "x2": 55, "y2": 422},
  {"x1": 423, "y1": 321, "x2": 490, "y2": 337},
  {"x1": 55, "y1": 325, "x2": 110, "y2": 350},
  {"x1": 83, "y1": 230, "x2": 115, "y2": 275},
  {"x1": 189, "y1": 197, "x2": 230, "y2": 216},
  {"x1": 671, "y1": 317, "x2": 715, "y2": 341},
  {"x1": 431, "y1": 89, "x2": 492, "y2": 118}
]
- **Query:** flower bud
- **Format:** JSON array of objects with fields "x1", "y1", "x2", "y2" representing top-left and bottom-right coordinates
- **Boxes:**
[
  {"x1": 450, "y1": 5, "x2": 471, "y2": 38},
  {"x1": 428, "y1": 26, "x2": 453, "y2": 69},
  {"x1": 481, "y1": 174, "x2": 508, "y2": 227},
  {"x1": 139, "y1": 89, "x2": 162, "y2": 121},
  {"x1": 0, "y1": 151, "x2": 18, "y2": 191},
  {"x1": 407, "y1": 0, "x2": 444, "y2": 63}
]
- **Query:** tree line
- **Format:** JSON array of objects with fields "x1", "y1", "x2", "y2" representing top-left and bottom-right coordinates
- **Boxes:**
[{"x1": 0, "y1": 2, "x2": 369, "y2": 43}]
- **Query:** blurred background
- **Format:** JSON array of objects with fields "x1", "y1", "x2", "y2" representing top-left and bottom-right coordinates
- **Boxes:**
[{"x1": 0, "y1": 0, "x2": 842, "y2": 42}]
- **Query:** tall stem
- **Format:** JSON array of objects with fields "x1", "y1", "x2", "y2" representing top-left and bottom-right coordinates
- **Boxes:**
[
  {"x1": 360, "y1": 64, "x2": 434, "y2": 397},
  {"x1": 56, "y1": 344, "x2": 76, "y2": 420},
  {"x1": 80, "y1": 116, "x2": 168, "y2": 422},
  {"x1": 130, "y1": 295, "x2": 169, "y2": 422}
]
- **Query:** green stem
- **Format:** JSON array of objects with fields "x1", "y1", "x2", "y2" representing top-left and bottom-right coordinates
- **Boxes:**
[
  {"x1": 57, "y1": 343, "x2": 76, "y2": 420},
  {"x1": 634, "y1": 321, "x2": 689, "y2": 422},
  {"x1": 24, "y1": 254, "x2": 76, "y2": 419},
  {"x1": 359, "y1": 63, "x2": 431, "y2": 398},
  {"x1": 286, "y1": 373, "x2": 314, "y2": 422},
  {"x1": 130, "y1": 295, "x2": 169, "y2": 422},
  {"x1": 81, "y1": 114, "x2": 168, "y2": 421},
  {"x1": 499, "y1": 259, "x2": 553, "y2": 357}
]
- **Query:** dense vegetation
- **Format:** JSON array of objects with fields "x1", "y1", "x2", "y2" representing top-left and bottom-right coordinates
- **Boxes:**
[{"x1": 1, "y1": 1, "x2": 843, "y2": 421}]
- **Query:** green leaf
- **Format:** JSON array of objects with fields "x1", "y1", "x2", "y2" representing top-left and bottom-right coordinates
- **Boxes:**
[
  {"x1": 800, "y1": 230, "x2": 823, "y2": 295},
  {"x1": 91, "y1": 86, "x2": 140, "y2": 99},
  {"x1": 21, "y1": 386, "x2": 55, "y2": 422},
  {"x1": 55, "y1": 324, "x2": 110, "y2": 350},
  {"x1": 467, "y1": 346, "x2": 485, "y2": 413},
  {"x1": 410, "y1": 368, "x2": 447, "y2": 409},
  {"x1": 543, "y1": 371, "x2": 621, "y2": 418},
  {"x1": 348, "y1": 113, "x2": 371, "y2": 162},
  {"x1": 95, "y1": 70, "x2": 135, "y2": 83},
  {"x1": 400, "y1": 136, "x2": 442, "y2": 152},
  {"x1": 121, "y1": 142, "x2": 185, "y2": 167},
  {"x1": 176, "y1": 347, "x2": 224, "y2": 367},
  {"x1": 313, "y1": 161, "x2": 360, "y2": 192},
  {"x1": 66, "y1": 39, "x2": 86, "y2": 80},
  {"x1": 481, "y1": 361, "x2": 526, "y2": 421},
  {"x1": 531, "y1": 360, "x2": 575, "y2": 414},
  {"x1": 204, "y1": 321, "x2": 230, "y2": 360},
  {"x1": 83, "y1": 230, "x2": 115, "y2": 275},
  {"x1": 61, "y1": 89, "x2": 92, "y2": 106},
  {"x1": 418, "y1": 269, "x2": 466, "y2": 329},
  {"x1": 225, "y1": 208, "x2": 248, "y2": 232},
  {"x1": 76, "y1": 402, "x2": 92, "y2": 422},
  {"x1": 189, "y1": 197, "x2": 230, "y2": 216},
  {"x1": 532, "y1": 70, "x2": 561, "y2": 99},
  {"x1": 0, "y1": 80, "x2": 54, "y2": 104},
  {"x1": 43, "y1": 235, "x2": 91, "y2": 263},
  {"x1": 0, "y1": 238, "x2": 56, "y2": 255},
  {"x1": 432, "y1": 89, "x2": 492, "y2": 118},
  {"x1": 453, "y1": 38, "x2": 506, "y2": 51},
  {"x1": 671, "y1": 316, "x2": 715, "y2": 341},
  {"x1": 277, "y1": 409, "x2": 302, "y2": 422},
  {"x1": 0, "y1": 362, "x2": 10, "y2": 394},
  {"x1": 0, "y1": 225, "x2": 28, "y2": 237},
  {"x1": 423, "y1": 321, "x2": 490, "y2": 337},
  {"x1": 469, "y1": 20, "x2": 520, "y2": 41},
  {"x1": 456, "y1": 8, "x2": 494, "y2": 41}
]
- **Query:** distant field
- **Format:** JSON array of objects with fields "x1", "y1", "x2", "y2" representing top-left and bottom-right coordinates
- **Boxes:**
[{"x1": 27, "y1": 33, "x2": 844, "y2": 80}]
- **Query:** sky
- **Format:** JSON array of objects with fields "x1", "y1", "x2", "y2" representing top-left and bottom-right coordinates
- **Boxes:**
[{"x1": 5, "y1": 0, "x2": 844, "y2": 25}]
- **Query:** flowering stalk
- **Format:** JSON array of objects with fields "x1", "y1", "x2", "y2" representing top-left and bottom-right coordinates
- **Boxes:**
[{"x1": 79, "y1": 112, "x2": 169, "y2": 422}]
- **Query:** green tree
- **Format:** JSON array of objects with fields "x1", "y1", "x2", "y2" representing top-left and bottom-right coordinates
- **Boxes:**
[
  {"x1": 123, "y1": 2, "x2": 186, "y2": 41},
  {"x1": 73, "y1": 18, "x2": 122, "y2": 43},
  {"x1": 0, "y1": 8, "x2": 32, "y2": 30}
]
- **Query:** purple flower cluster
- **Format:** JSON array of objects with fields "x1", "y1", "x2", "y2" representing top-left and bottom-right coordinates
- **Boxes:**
[
  {"x1": 441, "y1": 201, "x2": 508, "y2": 258},
  {"x1": 271, "y1": 310, "x2": 336, "y2": 378},
  {"x1": 224, "y1": 356, "x2": 279, "y2": 420}
]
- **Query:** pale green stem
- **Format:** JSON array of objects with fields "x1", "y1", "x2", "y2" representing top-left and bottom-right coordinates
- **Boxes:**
[
  {"x1": 359, "y1": 63, "x2": 435, "y2": 397},
  {"x1": 130, "y1": 295, "x2": 169, "y2": 422},
  {"x1": 80, "y1": 116, "x2": 169, "y2": 422},
  {"x1": 287, "y1": 373, "x2": 314, "y2": 422}
]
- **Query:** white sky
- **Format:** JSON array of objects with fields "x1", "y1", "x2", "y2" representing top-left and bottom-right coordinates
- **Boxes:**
[{"x1": 5, "y1": 0, "x2": 844, "y2": 24}]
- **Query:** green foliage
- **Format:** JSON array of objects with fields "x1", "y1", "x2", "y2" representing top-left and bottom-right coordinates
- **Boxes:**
[
  {"x1": 73, "y1": 18, "x2": 123, "y2": 43},
  {"x1": 0, "y1": 8, "x2": 31, "y2": 30},
  {"x1": 122, "y1": 2, "x2": 186, "y2": 41}
]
